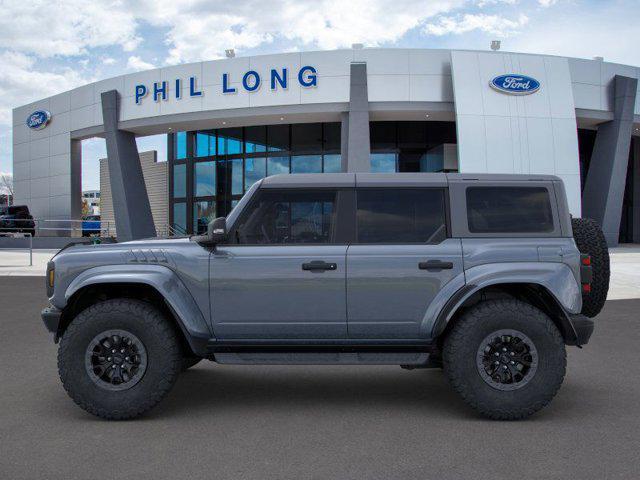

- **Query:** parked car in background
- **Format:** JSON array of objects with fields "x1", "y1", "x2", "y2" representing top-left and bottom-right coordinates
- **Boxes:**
[
  {"x1": 82, "y1": 215, "x2": 101, "y2": 237},
  {"x1": 0, "y1": 205, "x2": 35, "y2": 236}
]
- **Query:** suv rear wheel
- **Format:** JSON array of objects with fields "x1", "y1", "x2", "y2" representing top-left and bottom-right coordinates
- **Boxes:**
[
  {"x1": 443, "y1": 299, "x2": 566, "y2": 420},
  {"x1": 57, "y1": 298, "x2": 182, "y2": 420}
]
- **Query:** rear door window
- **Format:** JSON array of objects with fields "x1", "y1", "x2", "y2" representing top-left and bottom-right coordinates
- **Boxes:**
[
  {"x1": 356, "y1": 188, "x2": 447, "y2": 243},
  {"x1": 466, "y1": 186, "x2": 554, "y2": 233}
]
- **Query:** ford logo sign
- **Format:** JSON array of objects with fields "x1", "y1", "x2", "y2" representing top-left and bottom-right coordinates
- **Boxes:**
[
  {"x1": 490, "y1": 74, "x2": 540, "y2": 95},
  {"x1": 26, "y1": 110, "x2": 52, "y2": 130}
]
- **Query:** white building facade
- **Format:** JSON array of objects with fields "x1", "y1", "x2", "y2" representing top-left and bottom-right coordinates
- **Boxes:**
[{"x1": 11, "y1": 48, "x2": 640, "y2": 244}]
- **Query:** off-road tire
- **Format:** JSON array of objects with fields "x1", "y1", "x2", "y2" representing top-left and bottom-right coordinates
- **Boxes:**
[
  {"x1": 181, "y1": 356, "x2": 202, "y2": 371},
  {"x1": 58, "y1": 299, "x2": 182, "y2": 420},
  {"x1": 443, "y1": 299, "x2": 566, "y2": 420},
  {"x1": 571, "y1": 217, "x2": 610, "y2": 317}
]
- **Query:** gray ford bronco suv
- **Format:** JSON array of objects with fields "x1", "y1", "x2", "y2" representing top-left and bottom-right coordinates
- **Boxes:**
[{"x1": 41, "y1": 173, "x2": 609, "y2": 420}]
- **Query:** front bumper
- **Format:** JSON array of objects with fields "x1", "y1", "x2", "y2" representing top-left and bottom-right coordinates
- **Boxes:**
[
  {"x1": 567, "y1": 314, "x2": 594, "y2": 346},
  {"x1": 41, "y1": 305, "x2": 62, "y2": 340}
]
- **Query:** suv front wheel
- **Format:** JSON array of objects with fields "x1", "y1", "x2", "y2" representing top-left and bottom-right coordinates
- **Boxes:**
[
  {"x1": 443, "y1": 299, "x2": 566, "y2": 420},
  {"x1": 57, "y1": 298, "x2": 183, "y2": 420}
]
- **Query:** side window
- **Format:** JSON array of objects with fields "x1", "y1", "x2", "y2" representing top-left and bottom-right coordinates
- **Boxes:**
[
  {"x1": 356, "y1": 188, "x2": 447, "y2": 243},
  {"x1": 233, "y1": 189, "x2": 337, "y2": 244},
  {"x1": 466, "y1": 187, "x2": 554, "y2": 233}
]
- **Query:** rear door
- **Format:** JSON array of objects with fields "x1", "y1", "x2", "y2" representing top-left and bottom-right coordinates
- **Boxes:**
[{"x1": 346, "y1": 187, "x2": 463, "y2": 339}]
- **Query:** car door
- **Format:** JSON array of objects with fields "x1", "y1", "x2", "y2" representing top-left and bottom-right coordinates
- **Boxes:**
[
  {"x1": 346, "y1": 187, "x2": 463, "y2": 339},
  {"x1": 210, "y1": 187, "x2": 349, "y2": 339}
]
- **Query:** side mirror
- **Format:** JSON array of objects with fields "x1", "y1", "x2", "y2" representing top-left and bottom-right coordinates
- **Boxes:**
[
  {"x1": 192, "y1": 216, "x2": 227, "y2": 246},
  {"x1": 208, "y1": 216, "x2": 227, "y2": 244}
]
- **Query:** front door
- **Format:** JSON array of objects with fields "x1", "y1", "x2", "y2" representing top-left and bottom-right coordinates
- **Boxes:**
[
  {"x1": 346, "y1": 188, "x2": 463, "y2": 338},
  {"x1": 210, "y1": 188, "x2": 348, "y2": 339}
]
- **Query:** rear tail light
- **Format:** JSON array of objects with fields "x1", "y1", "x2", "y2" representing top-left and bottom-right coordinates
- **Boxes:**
[
  {"x1": 581, "y1": 256, "x2": 591, "y2": 266},
  {"x1": 580, "y1": 254, "x2": 592, "y2": 296},
  {"x1": 582, "y1": 283, "x2": 591, "y2": 293}
]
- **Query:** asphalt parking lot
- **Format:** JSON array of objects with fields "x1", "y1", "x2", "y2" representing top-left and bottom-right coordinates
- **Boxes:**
[{"x1": 1, "y1": 276, "x2": 639, "y2": 479}]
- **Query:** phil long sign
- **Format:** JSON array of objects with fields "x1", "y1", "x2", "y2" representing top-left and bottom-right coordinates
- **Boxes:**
[{"x1": 490, "y1": 74, "x2": 540, "y2": 95}]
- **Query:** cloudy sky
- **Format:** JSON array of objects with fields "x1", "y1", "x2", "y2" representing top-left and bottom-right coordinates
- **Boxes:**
[{"x1": 0, "y1": 0, "x2": 638, "y2": 190}]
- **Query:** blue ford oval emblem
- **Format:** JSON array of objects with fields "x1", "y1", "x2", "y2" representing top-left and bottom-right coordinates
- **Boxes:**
[
  {"x1": 26, "y1": 110, "x2": 52, "y2": 130},
  {"x1": 490, "y1": 74, "x2": 540, "y2": 95}
]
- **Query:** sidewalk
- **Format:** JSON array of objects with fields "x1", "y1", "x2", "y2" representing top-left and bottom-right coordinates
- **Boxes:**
[{"x1": 1, "y1": 245, "x2": 639, "y2": 299}]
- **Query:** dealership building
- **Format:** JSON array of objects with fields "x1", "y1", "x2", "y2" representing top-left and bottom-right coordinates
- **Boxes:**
[{"x1": 11, "y1": 48, "x2": 640, "y2": 245}]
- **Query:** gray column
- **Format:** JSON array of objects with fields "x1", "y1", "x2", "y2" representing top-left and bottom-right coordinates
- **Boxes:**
[
  {"x1": 633, "y1": 138, "x2": 640, "y2": 243},
  {"x1": 582, "y1": 75, "x2": 638, "y2": 246},
  {"x1": 101, "y1": 90, "x2": 156, "y2": 241},
  {"x1": 345, "y1": 63, "x2": 371, "y2": 172}
]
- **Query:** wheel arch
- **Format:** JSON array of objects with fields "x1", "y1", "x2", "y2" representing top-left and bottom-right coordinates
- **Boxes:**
[
  {"x1": 433, "y1": 282, "x2": 579, "y2": 346},
  {"x1": 59, "y1": 266, "x2": 212, "y2": 356}
]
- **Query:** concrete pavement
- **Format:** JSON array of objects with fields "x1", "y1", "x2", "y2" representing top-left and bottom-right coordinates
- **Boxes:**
[{"x1": 0, "y1": 276, "x2": 639, "y2": 479}]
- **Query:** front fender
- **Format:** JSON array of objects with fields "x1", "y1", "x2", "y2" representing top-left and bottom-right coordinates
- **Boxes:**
[
  {"x1": 426, "y1": 262, "x2": 582, "y2": 339},
  {"x1": 64, "y1": 264, "x2": 212, "y2": 353}
]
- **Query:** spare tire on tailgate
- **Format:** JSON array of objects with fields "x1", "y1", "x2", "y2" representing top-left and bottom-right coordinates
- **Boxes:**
[{"x1": 571, "y1": 217, "x2": 610, "y2": 317}]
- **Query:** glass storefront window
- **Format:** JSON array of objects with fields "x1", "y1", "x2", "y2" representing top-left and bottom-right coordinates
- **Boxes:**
[
  {"x1": 245, "y1": 126, "x2": 267, "y2": 153},
  {"x1": 196, "y1": 131, "x2": 215, "y2": 157},
  {"x1": 323, "y1": 123, "x2": 341, "y2": 151},
  {"x1": 292, "y1": 124, "x2": 322, "y2": 152},
  {"x1": 194, "y1": 161, "x2": 216, "y2": 196},
  {"x1": 173, "y1": 202, "x2": 187, "y2": 234},
  {"x1": 267, "y1": 124, "x2": 289, "y2": 151},
  {"x1": 291, "y1": 155, "x2": 322, "y2": 173},
  {"x1": 175, "y1": 132, "x2": 187, "y2": 159},
  {"x1": 323, "y1": 154, "x2": 341, "y2": 173},
  {"x1": 230, "y1": 159, "x2": 243, "y2": 195},
  {"x1": 218, "y1": 128, "x2": 243, "y2": 155},
  {"x1": 193, "y1": 201, "x2": 216, "y2": 234},
  {"x1": 267, "y1": 156, "x2": 290, "y2": 175},
  {"x1": 173, "y1": 163, "x2": 187, "y2": 197},
  {"x1": 371, "y1": 153, "x2": 397, "y2": 172},
  {"x1": 245, "y1": 157, "x2": 266, "y2": 190}
]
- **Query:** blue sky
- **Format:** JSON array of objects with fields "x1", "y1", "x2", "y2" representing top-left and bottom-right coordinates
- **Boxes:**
[{"x1": 1, "y1": 0, "x2": 638, "y2": 191}]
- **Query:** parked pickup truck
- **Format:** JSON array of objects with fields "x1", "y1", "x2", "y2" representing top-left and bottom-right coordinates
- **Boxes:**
[{"x1": 41, "y1": 173, "x2": 609, "y2": 420}]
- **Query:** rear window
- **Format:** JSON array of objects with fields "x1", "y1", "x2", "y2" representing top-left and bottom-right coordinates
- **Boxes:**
[
  {"x1": 356, "y1": 188, "x2": 447, "y2": 243},
  {"x1": 466, "y1": 187, "x2": 554, "y2": 233}
]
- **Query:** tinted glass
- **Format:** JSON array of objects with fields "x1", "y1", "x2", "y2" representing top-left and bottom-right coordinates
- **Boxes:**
[
  {"x1": 235, "y1": 190, "x2": 337, "y2": 244},
  {"x1": 466, "y1": 187, "x2": 554, "y2": 233},
  {"x1": 175, "y1": 132, "x2": 187, "y2": 159},
  {"x1": 173, "y1": 163, "x2": 186, "y2": 198},
  {"x1": 323, "y1": 123, "x2": 341, "y2": 151},
  {"x1": 323, "y1": 154, "x2": 341, "y2": 173},
  {"x1": 230, "y1": 159, "x2": 243, "y2": 194},
  {"x1": 173, "y1": 202, "x2": 187, "y2": 234},
  {"x1": 218, "y1": 128, "x2": 243, "y2": 155},
  {"x1": 292, "y1": 123, "x2": 322, "y2": 152},
  {"x1": 267, "y1": 156, "x2": 290, "y2": 175},
  {"x1": 194, "y1": 161, "x2": 215, "y2": 197},
  {"x1": 245, "y1": 126, "x2": 267, "y2": 153},
  {"x1": 195, "y1": 131, "x2": 215, "y2": 157},
  {"x1": 291, "y1": 155, "x2": 322, "y2": 173},
  {"x1": 194, "y1": 200, "x2": 215, "y2": 234},
  {"x1": 370, "y1": 153, "x2": 396, "y2": 172},
  {"x1": 357, "y1": 189, "x2": 447, "y2": 243},
  {"x1": 244, "y1": 157, "x2": 266, "y2": 190},
  {"x1": 267, "y1": 124, "x2": 289, "y2": 151}
]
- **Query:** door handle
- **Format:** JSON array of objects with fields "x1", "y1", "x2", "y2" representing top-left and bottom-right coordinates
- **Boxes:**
[
  {"x1": 302, "y1": 261, "x2": 337, "y2": 272},
  {"x1": 419, "y1": 260, "x2": 454, "y2": 271}
]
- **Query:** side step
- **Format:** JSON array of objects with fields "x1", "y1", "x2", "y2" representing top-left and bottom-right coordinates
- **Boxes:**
[{"x1": 205, "y1": 339, "x2": 437, "y2": 366}]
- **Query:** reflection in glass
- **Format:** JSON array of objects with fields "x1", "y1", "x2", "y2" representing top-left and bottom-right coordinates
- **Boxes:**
[
  {"x1": 218, "y1": 128, "x2": 243, "y2": 155},
  {"x1": 245, "y1": 126, "x2": 267, "y2": 153},
  {"x1": 323, "y1": 154, "x2": 341, "y2": 173},
  {"x1": 370, "y1": 153, "x2": 397, "y2": 172},
  {"x1": 175, "y1": 132, "x2": 187, "y2": 160},
  {"x1": 267, "y1": 124, "x2": 289, "y2": 151},
  {"x1": 194, "y1": 161, "x2": 216, "y2": 196},
  {"x1": 267, "y1": 156, "x2": 290, "y2": 176},
  {"x1": 194, "y1": 201, "x2": 216, "y2": 234},
  {"x1": 173, "y1": 163, "x2": 186, "y2": 197},
  {"x1": 291, "y1": 155, "x2": 322, "y2": 173},
  {"x1": 245, "y1": 157, "x2": 266, "y2": 190},
  {"x1": 230, "y1": 159, "x2": 243, "y2": 195},
  {"x1": 173, "y1": 202, "x2": 187, "y2": 234},
  {"x1": 196, "y1": 131, "x2": 215, "y2": 157}
]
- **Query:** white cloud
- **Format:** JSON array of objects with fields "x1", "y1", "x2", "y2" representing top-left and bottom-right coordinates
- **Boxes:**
[
  {"x1": 126, "y1": 55, "x2": 156, "y2": 71},
  {"x1": 538, "y1": 0, "x2": 558, "y2": 6},
  {"x1": 0, "y1": 0, "x2": 140, "y2": 58},
  {"x1": 424, "y1": 13, "x2": 529, "y2": 36}
]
